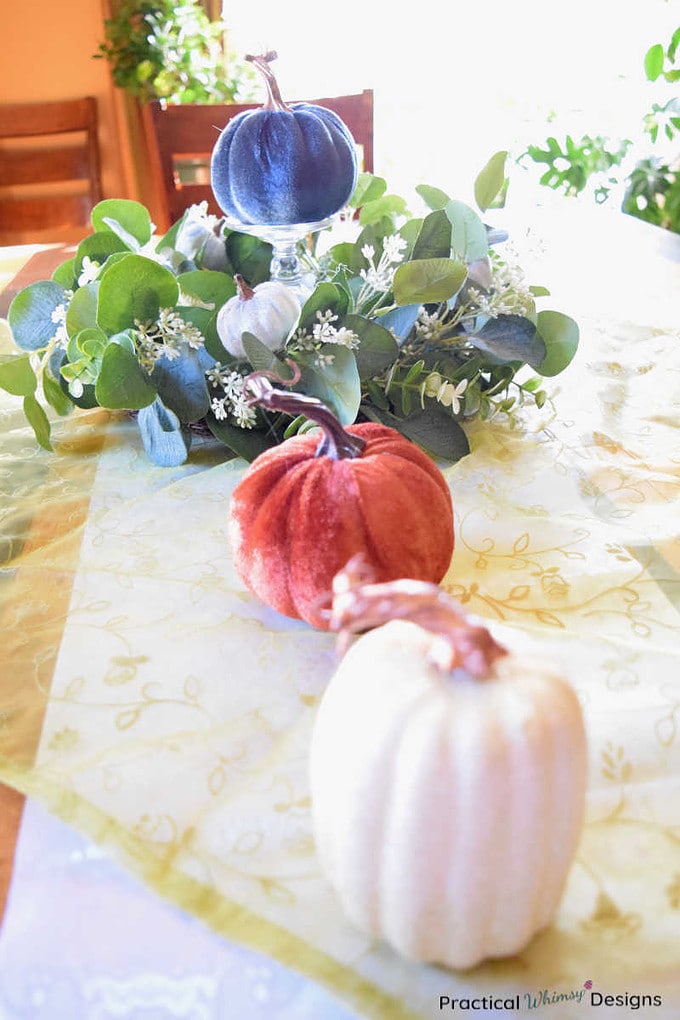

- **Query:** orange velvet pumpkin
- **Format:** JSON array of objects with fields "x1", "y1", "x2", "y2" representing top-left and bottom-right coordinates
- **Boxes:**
[{"x1": 228, "y1": 372, "x2": 455, "y2": 629}]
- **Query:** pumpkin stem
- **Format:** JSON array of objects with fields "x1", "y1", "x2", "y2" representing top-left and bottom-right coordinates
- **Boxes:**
[
  {"x1": 243, "y1": 364, "x2": 367, "y2": 460},
  {"x1": 329, "y1": 554, "x2": 508, "y2": 679},
  {"x1": 235, "y1": 273, "x2": 255, "y2": 301},
  {"x1": 245, "y1": 51, "x2": 291, "y2": 112}
]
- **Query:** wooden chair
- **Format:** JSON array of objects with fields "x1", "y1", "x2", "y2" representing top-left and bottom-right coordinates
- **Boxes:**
[
  {"x1": 142, "y1": 91, "x2": 374, "y2": 230},
  {"x1": 0, "y1": 96, "x2": 103, "y2": 244}
]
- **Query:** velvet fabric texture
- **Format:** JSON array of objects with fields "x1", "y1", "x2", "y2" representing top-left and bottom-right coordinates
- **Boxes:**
[
  {"x1": 228, "y1": 423, "x2": 455, "y2": 629},
  {"x1": 210, "y1": 103, "x2": 358, "y2": 225}
]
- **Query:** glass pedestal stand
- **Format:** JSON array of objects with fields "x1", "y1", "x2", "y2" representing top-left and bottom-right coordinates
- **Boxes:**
[{"x1": 221, "y1": 215, "x2": 335, "y2": 303}]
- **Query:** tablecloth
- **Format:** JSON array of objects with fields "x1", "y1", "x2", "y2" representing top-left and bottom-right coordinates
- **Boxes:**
[{"x1": 0, "y1": 198, "x2": 679, "y2": 1019}]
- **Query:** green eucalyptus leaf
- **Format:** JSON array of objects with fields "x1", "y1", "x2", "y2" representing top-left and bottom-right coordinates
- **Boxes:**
[
  {"x1": 359, "y1": 194, "x2": 409, "y2": 226},
  {"x1": 297, "y1": 346, "x2": 360, "y2": 424},
  {"x1": 299, "y1": 282, "x2": 348, "y2": 331},
  {"x1": 8, "y1": 281, "x2": 66, "y2": 351},
  {"x1": 52, "y1": 258, "x2": 77, "y2": 289},
  {"x1": 203, "y1": 312, "x2": 228, "y2": 362},
  {"x1": 206, "y1": 414, "x2": 274, "y2": 461},
  {"x1": 398, "y1": 218, "x2": 424, "y2": 256},
  {"x1": 225, "y1": 231, "x2": 272, "y2": 286},
  {"x1": 415, "y1": 184, "x2": 451, "y2": 211},
  {"x1": 23, "y1": 394, "x2": 52, "y2": 451},
  {"x1": 56, "y1": 345, "x2": 99, "y2": 408},
  {"x1": 376, "y1": 304, "x2": 421, "y2": 341},
  {"x1": 411, "y1": 210, "x2": 452, "y2": 261},
  {"x1": 96, "y1": 255, "x2": 179, "y2": 334},
  {"x1": 67, "y1": 326, "x2": 107, "y2": 363},
  {"x1": 535, "y1": 310, "x2": 579, "y2": 375},
  {"x1": 156, "y1": 211, "x2": 187, "y2": 254},
  {"x1": 364, "y1": 380, "x2": 390, "y2": 411},
  {"x1": 474, "y1": 151, "x2": 509, "y2": 212},
  {"x1": 400, "y1": 386, "x2": 413, "y2": 417},
  {"x1": 445, "y1": 200, "x2": 489, "y2": 262},
  {"x1": 241, "y1": 332, "x2": 288, "y2": 375},
  {"x1": 66, "y1": 283, "x2": 100, "y2": 338},
  {"x1": 75, "y1": 232, "x2": 130, "y2": 277},
  {"x1": 392, "y1": 258, "x2": 467, "y2": 306},
  {"x1": 95, "y1": 341, "x2": 156, "y2": 410},
  {"x1": 326, "y1": 241, "x2": 355, "y2": 271},
  {"x1": 151, "y1": 347, "x2": 210, "y2": 422},
  {"x1": 91, "y1": 199, "x2": 153, "y2": 246},
  {"x1": 108, "y1": 331, "x2": 136, "y2": 354},
  {"x1": 324, "y1": 265, "x2": 354, "y2": 305},
  {"x1": 42, "y1": 368, "x2": 73, "y2": 416},
  {"x1": 177, "y1": 269, "x2": 236, "y2": 309},
  {"x1": 404, "y1": 359, "x2": 426, "y2": 384},
  {"x1": 469, "y1": 314, "x2": 546, "y2": 366},
  {"x1": 342, "y1": 313, "x2": 398, "y2": 380},
  {"x1": 79, "y1": 333, "x2": 108, "y2": 361},
  {"x1": 350, "y1": 172, "x2": 387, "y2": 208},
  {"x1": 0, "y1": 353, "x2": 37, "y2": 396},
  {"x1": 137, "y1": 398, "x2": 192, "y2": 467},
  {"x1": 361, "y1": 402, "x2": 470, "y2": 462}
]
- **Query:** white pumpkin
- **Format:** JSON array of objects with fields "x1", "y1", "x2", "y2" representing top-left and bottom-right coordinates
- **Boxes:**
[
  {"x1": 309, "y1": 568, "x2": 587, "y2": 970},
  {"x1": 216, "y1": 274, "x2": 300, "y2": 359}
]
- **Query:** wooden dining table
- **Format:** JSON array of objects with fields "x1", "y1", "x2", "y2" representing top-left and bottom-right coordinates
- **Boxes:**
[{"x1": 0, "y1": 198, "x2": 679, "y2": 1019}]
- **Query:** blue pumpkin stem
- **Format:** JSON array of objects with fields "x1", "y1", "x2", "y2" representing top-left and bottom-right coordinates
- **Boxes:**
[{"x1": 245, "y1": 51, "x2": 291, "y2": 112}]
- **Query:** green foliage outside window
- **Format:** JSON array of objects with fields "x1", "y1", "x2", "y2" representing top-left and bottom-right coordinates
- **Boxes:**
[
  {"x1": 522, "y1": 135, "x2": 632, "y2": 204},
  {"x1": 96, "y1": 0, "x2": 256, "y2": 105},
  {"x1": 522, "y1": 27, "x2": 680, "y2": 233}
]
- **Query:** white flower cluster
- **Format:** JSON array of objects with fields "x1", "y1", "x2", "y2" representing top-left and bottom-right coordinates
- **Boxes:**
[
  {"x1": 358, "y1": 234, "x2": 407, "y2": 295},
  {"x1": 414, "y1": 305, "x2": 441, "y2": 341},
  {"x1": 50, "y1": 300, "x2": 71, "y2": 348},
  {"x1": 423, "y1": 372, "x2": 468, "y2": 414},
  {"x1": 290, "y1": 310, "x2": 360, "y2": 370},
  {"x1": 77, "y1": 256, "x2": 101, "y2": 287},
  {"x1": 131, "y1": 308, "x2": 205, "y2": 371},
  {"x1": 467, "y1": 257, "x2": 535, "y2": 318},
  {"x1": 205, "y1": 363, "x2": 256, "y2": 429}
]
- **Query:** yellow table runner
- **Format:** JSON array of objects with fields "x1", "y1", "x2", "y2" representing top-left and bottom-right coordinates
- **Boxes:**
[{"x1": 1, "y1": 207, "x2": 679, "y2": 1018}]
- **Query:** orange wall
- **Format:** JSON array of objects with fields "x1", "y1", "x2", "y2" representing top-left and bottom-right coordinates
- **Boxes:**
[{"x1": 1, "y1": 0, "x2": 134, "y2": 202}]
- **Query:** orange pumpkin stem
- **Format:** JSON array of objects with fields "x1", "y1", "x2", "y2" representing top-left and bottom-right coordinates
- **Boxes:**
[
  {"x1": 243, "y1": 365, "x2": 367, "y2": 460},
  {"x1": 245, "y1": 51, "x2": 291, "y2": 112},
  {"x1": 329, "y1": 554, "x2": 508, "y2": 678}
]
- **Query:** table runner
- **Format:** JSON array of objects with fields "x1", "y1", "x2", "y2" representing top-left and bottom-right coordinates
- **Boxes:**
[{"x1": 1, "y1": 206, "x2": 679, "y2": 1018}]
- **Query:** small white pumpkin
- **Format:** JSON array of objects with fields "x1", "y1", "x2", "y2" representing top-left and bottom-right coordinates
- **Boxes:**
[
  {"x1": 216, "y1": 274, "x2": 300, "y2": 359},
  {"x1": 309, "y1": 559, "x2": 587, "y2": 970}
]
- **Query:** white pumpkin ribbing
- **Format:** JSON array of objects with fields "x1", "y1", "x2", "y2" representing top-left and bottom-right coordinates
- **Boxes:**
[{"x1": 309, "y1": 620, "x2": 587, "y2": 970}]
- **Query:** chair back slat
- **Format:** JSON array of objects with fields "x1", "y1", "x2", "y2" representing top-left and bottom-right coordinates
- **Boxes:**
[
  {"x1": 0, "y1": 194, "x2": 93, "y2": 233},
  {"x1": 0, "y1": 145, "x2": 92, "y2": 187},
  {"x1": 0, "y1": 96, "x2": 102, "y2": 243}
]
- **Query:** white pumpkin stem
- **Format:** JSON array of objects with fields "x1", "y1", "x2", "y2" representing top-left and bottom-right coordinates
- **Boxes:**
[
  {"x1": 329, "y1": 554, "x2": 507, "y2": 678},
  {"x1": 234, "y1": 273, "x2": 256, "y2": 301},
  {"x1": 245, "y1": 51, "x2": 292, "y2": 112}
]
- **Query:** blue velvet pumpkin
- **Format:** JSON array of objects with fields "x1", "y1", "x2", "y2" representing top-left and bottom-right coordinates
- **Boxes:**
[{"x1": 210, "y1": 53, "x2": 358, "y2": 226}]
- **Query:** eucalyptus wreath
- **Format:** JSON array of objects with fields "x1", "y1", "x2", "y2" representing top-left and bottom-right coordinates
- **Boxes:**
[{"x1": 0, "y1": 152, "x2": 578, "y2": 467}]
